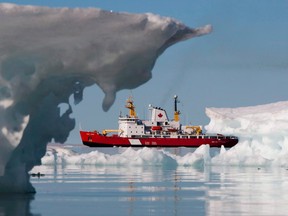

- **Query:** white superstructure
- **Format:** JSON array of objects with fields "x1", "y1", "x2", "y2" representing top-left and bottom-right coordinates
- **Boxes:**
[{"x1": 116, "y1": 96, "x2": 201, "y2": 138}]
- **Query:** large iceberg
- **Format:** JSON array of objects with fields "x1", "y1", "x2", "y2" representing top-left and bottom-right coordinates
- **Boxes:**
[
  {"x1": 205, "y1": 101, "x2": 288, "y2": 166},
  {"x1": 0, "y1": 3, "x2": 211, "y2": 193}
]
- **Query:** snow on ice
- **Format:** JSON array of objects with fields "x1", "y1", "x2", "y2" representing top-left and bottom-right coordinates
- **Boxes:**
[{"x1": 205, "y1": 101, "x2": 288, "y2": 167}]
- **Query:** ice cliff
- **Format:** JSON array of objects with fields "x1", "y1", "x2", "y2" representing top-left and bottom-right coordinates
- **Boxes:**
[{"x1": 205, "y1": 101, "x2": 288, "y2": 166}]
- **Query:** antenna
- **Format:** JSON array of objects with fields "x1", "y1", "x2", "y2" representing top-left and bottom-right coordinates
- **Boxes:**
[
  {"x1": 174, "y1": 95, "x2": 178, "y2": 112},
  {"x1": 173, "y1": 95, "x2": 180, "y2": 122},
  {"x1": 129, "y1": 90, "x2": 134, "y2": 98}
]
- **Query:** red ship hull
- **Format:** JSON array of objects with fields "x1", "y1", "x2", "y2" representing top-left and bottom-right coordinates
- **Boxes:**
[{"x1": 80, "y1": 131, "x2": 238, "y2": 148}]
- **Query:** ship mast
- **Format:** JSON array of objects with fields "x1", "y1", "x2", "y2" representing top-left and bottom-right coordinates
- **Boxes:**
[
  {"x1": 126, "y1": 97, "x2": 136, "y2": 118},
  {"x1": 174, "y1": 95, "x2": 180, "y2": 122}
]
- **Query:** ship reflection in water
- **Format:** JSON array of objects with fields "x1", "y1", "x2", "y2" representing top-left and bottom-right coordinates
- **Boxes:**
[{"x1": 3, "y1": 163, "x2": 283, "y2": 216}]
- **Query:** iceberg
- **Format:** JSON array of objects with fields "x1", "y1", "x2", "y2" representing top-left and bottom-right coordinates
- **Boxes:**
[
  {"x1": 38, "y1": 145, "x2": 178, "y2": 167},
  {"x1": 0, "y1": 3, "x2": 211, "y2": 193},
  {"x1": 205, "y1": 101, "x2": 288, "y2": 166}
]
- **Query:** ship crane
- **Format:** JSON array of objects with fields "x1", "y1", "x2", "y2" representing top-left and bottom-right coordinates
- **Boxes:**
[
  {"x1": 125, "y1": 97, "x2": 137, "y2": 118},
  {"x1": 102, "y1": 129, "x2": 123, "y2": 136},
  {"x1": 185, "y1": 126, "x2": 202, "y2": 135}
]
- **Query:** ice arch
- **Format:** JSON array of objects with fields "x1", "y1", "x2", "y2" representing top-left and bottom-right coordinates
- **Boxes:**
[{"x1": 0, "y1": 3, "x2": 211, "y2": 192}]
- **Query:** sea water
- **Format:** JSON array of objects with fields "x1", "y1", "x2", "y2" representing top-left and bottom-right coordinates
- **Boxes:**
[{"x1": 2, "y1": 145, "x2": 288, "y2": 216}]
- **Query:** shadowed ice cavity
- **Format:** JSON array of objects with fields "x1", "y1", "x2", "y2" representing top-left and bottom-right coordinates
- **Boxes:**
[
  {"x1": 0, "y1": 3, "x2": 211, "y2": 193},
  {"x1": 0, "y1": 194, "x2": 35, "y2": 216}
]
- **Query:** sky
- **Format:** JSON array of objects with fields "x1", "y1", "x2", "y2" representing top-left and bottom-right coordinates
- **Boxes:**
[{"x1": 5, "y1": 0, "x2": 288, "y2": 144}]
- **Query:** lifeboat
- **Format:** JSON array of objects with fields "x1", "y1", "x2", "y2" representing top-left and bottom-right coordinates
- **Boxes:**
[
  {"x1": 168, "y1": 128, "x2": 178, "y2": 132},
  {"x1": 151, "y1": 126, "x2": 162, "y2": 131}
]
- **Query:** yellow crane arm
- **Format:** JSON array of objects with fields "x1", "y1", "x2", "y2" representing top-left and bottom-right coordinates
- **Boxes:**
[
  {"x1": 102, "y1": 129, "x2": 123, "y2": 136},
  {"x1": 185, "y1": 126, "x2": 202, "y2": 135}
]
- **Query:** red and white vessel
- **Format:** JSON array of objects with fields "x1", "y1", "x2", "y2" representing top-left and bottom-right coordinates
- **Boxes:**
[{"x1": 80, "y1": 96, "x2": 238, "y2": 148}]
